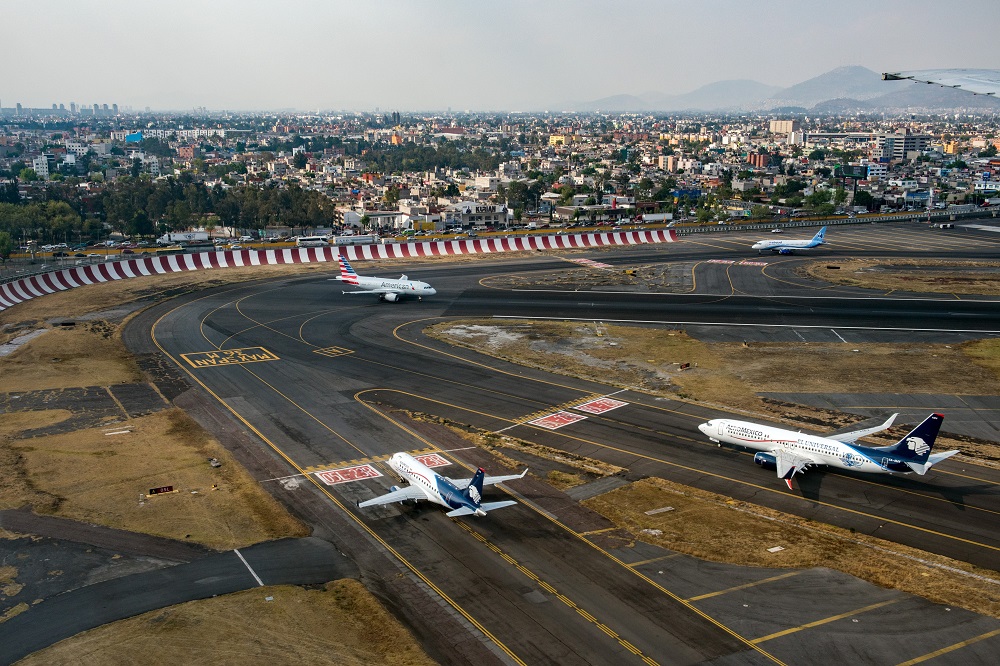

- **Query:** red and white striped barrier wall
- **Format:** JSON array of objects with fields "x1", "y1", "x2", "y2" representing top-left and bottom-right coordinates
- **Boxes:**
[{"x1": 0, "y1": 229, "x2": 677, "y2": 312}]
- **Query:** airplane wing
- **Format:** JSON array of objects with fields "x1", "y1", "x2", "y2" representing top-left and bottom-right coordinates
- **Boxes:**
[
  {"x1": 882, "y1": 69, "x2": 1000, "y2": 97},
  {"x1": 830, "y1": 413, "x2": 898, "y2": 444},
  {"x1": 446, "y1": 500, "x2": 518, "y2": 517},
  {"x1": 449, "y1": 469, "x2": 528, "y2": 490},
  {"x1": 357, "y1": 484, "x2": 426, "y2": 508},
  {"x1": 342, "y1": 287, "x2": 405, "y2": 295},
  {"x1": 773, "y1": 448, "x2": 814, "y2": 489}
]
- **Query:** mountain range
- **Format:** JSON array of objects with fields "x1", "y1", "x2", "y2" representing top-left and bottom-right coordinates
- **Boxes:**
[{"x1": 567, "y1": 66, "x2": 1000, "y2": 113}]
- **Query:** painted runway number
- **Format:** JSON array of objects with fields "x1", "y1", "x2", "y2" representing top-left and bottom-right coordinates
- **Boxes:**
[
  {"x1": 575, "y1": 397, "x2": 628, "y2": 414},
  {"x1": 530, "y1": 411, "x2": 588, "y2": 430},
  {"x1": 413, "y1": 453, "x2": 451, "y2": 468},
  {"x1": 315, "y1": 464, "x2": 382, "y2": 485}
]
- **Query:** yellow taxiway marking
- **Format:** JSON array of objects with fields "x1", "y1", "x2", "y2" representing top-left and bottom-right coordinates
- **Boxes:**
[
  {"x1": 362, "y1": 389, "x2": 1000, "y2": 556},
  {"x1": 687, "y1": 571, "x2": 802, "y2": 602},
  {"x1": 751, "y1": 598, "x2": 900, "y2": 644},
  {"x1": 454, "y1": 521, "x2": 660, "y2": 665},
  {"x1": 313, "y1": 345, "x2": 354, "y2": 358},
  {"x1": 578, "y1": 526, "x2": 619, "y2": 536},
  {"x1": 181, "y1": 347, "x2": 279, "y2": 368},
  {"x1": 356, "y1": 391, "x2": 786, "y2": 665},
  {"x1": 896, "y1": 627, "x2": 1000, "y2": 665},
  {"x1": 626, "y1": 554, "x2": 682, "y2": 568},
  {"x1": 152, "y1": 301, "x2": 528, "y2": 666}
]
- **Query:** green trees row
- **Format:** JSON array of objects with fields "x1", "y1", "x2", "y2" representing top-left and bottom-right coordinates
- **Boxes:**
[{"x1": 0, "y1": 176, "x2": 339, "y2": 245}]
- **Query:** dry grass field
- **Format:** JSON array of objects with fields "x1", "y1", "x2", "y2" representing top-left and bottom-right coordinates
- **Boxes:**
[
  {"x1": 18, "y1": 579, "x2": 435, "y2": 666},
  {"x1": 1, "y1": 408, "x2": 308, "y2": 549},
  {"x1": 584, "y1": 478, "x2": 1000, "y2": 619},
  {"x1": 802, "y1": 258, "x2": 1000, "y2": 296}
]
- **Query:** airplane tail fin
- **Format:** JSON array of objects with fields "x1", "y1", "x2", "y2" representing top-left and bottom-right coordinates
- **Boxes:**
[
  {"x1": 813, "y1": 227, "x2": 827, "y2": 244},
  {"x1": 338, "y1": 254, "x2": 359, "y2": 285},
  {"x1": 880, "y1": 413, "x2": 944, "y2": 465},
  {"x1": 463, "y1": 467, "x2": 486, "y2": 506}
]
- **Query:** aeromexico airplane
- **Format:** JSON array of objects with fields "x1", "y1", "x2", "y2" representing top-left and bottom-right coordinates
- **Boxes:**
[
  {"x1": 357, "y1": 452, "x2": 527, "y2": 517},
  {"x1": 751, "y1": 227, "x2": 826, "y2": 254},
  {"x1": 335, "y1": 255, "x2": 437, "y2": 301},
  {"x1": 698, "y1": 413, "x2": 958, "y2": 489}
]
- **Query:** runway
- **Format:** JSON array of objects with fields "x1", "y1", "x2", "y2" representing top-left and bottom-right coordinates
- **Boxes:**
[{"x1": 126, "y1": 221, "x2": 1000, "y2": 664}]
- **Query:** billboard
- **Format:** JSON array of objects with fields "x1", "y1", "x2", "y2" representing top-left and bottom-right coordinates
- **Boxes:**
[{"x1": 835, "y1": 165, "x2": 868, "y2": 179}]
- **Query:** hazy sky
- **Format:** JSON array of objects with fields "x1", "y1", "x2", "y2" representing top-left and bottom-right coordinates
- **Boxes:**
[{"x1": 7, "y1": 0, "x2": 1000, "y2": 111}]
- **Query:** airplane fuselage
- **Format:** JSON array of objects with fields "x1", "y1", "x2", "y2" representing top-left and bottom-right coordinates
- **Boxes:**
[
  {"x1": 700, "y1": 419, "x2": 913, "y2": 475},
  {"x1": 388, "y1": 452, "x2": 484, "y2": 515},
  {"x1": 342, "y1": 275, "x2": 437, "y2": 298}
]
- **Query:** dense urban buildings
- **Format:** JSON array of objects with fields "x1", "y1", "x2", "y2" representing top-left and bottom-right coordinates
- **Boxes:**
[{"x1": 1, "y1": 106, "x2": 999, "y2": 250}]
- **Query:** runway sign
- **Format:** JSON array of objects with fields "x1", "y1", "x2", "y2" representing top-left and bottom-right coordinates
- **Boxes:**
[
  {"x1": 181, "y1": 347, "x2": 278, "y2": 368},
  {"x1": 530, "y1": 411, "x2": 587, "y2": 430},
  {"x1": 315, "y1": 464, "x2": 382, "y2": 485},
  {"x1": 575, "y1": 397, "x2": 628, "y2": 414},
  {"x1": 413, "y1": 453, "x2": 451, "y2": 468}
]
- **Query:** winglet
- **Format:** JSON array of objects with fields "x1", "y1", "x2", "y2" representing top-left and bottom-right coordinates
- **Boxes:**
[{"x1": 785, "y1": 477, "x2": 794, "y2": 490}]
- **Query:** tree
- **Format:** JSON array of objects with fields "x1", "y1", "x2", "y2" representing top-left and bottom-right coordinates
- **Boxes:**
[
  {"x1": 750, "y1": 205, "x2": 771, "y2": 219},
  {"x1": 0, "y1": 231, "x2": 12, "y2": 265},
  {"x1": 808, "y1": 149, "x2": 826, "y2": 161},
  {"x1": 833, "y1": 187, "x2": 848, "y2": 206},
  {"x1": 19, "y1": 168, "x2": 38, "y2": 182},
  {"x1": 853, "y1": 191, "x2": 875, "y2": 210},
  {"x1": 293, "y1": 152, "x2": 307, "y2": 169},
  {"x1": 131, "y1": 158, "x2": 142, "y2": 178}
]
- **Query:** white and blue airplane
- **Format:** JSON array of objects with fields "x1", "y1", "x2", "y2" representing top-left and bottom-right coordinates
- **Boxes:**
[
  {"x1": 698, "y1": 412, "x2": 958, "y2": 489},
  {"x1": 358, "y1": 452, "x2": 527, "y2": 517},
  {"x1": 335, "y1": 255, "x2": 437, "y2": 302},
  {"x1": 751, "y1": 226, "x2": 826, "y2": 254}
]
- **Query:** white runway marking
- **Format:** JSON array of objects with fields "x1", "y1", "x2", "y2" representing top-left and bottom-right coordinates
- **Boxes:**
[{"x1": 234, "y1": 548, "x2": 264, "y2": 586}]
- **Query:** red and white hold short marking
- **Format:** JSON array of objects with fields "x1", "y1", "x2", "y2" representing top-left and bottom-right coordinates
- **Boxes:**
[
  {"x1": 530, "y1": 411, "x2": 588, "y2": 430},
  {"x1": 575, "y1": 397, "x2": 628, "y2": 414},
  {"x1": 315, "y1": 464, "x2": 383, "y2": 485},
  {"x1": 413, "y1": 453, "x2": 451, "y2": 468}
]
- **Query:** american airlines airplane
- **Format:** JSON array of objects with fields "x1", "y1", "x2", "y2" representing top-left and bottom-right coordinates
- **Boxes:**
[
  {"x1": 357, "y1": 452, "x2": 527, "y2": 517},
  {"x1": 335, "y1": 255, "x2": 437, "y2": 301},
  {"x1": 698, "y1": 412, "x2": 958, "y2": 489},
  {"x1": 751, "y1": 227, "x2": 826, "y2": 254}
]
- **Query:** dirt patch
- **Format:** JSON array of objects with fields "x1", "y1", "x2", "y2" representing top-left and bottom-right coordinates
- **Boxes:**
[
  {"x1": 801, "y1": 258, "x2": 1000, "y2": 296},
  {"x1": 427, "y1": 319, "x2": 759, "y2": 407},
  {"x1": 18, "y1": 579, "x2": 435, "y2": 666},
  {"x1": 4, "y1": 408, "x2": 308, "y2": 550},
  {"x1": 0, "y1": 322, "x2": 142, "y2": 393},
  {"x1": 584, "y1": 478, "x2": 1000, "y2": 619}
]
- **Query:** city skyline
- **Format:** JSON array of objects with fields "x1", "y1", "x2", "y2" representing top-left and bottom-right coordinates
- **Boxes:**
[{"x1": 6, "y1": 0, "x2": 1000, "y2": 112}]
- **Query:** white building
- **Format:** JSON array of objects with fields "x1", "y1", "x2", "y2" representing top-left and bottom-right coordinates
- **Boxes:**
[{"x1": 32, "y1": 155, "x2": 49, "y2": 179}]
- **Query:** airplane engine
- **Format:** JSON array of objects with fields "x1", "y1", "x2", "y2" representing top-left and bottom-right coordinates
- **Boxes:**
[
  {"x1": 382, "y1": 293, "x2": 400, "y2": 302},
  {"x1": 778, "y1": 248, "x2": 793, "y2": 255},
  {"x1": 754, "y1": 452, "x2": 777, "y2": 470}
]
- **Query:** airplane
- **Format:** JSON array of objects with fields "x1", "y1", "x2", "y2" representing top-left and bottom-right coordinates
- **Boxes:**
[
  {"x1": 882, "y1": 69, "x2": 1000, "y2": 97},
  {"x1": 357, "y1": 452, "x2": 527, "y2": 517},
  {"x1": 335, "y1": 255, "x2": 437, "y2": 302},
  {"x1": 751, "y1": 226, "x2": 826, "y2": 254},
  {"x1": 698, "y1": 412, "x2": 958, "y2": 489}
]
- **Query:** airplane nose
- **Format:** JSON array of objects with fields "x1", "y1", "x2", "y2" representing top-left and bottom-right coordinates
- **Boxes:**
[{"x1": 427, "y1": 288, "x2": 437, "y2": 295}]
